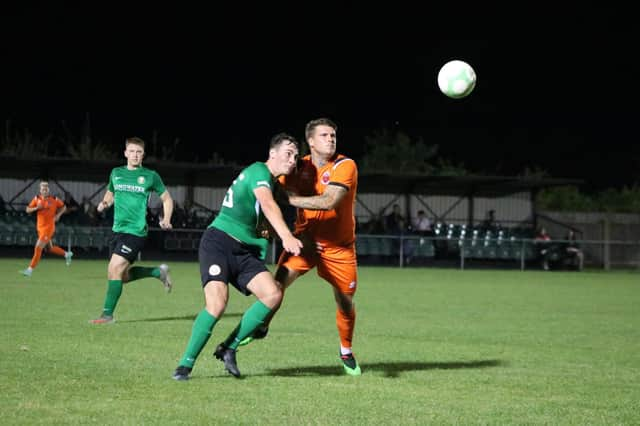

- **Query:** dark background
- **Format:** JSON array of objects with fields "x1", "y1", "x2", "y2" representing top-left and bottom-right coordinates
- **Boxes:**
[{"x1": 1, "y1": 4, "x2": 638, "y2": 191}]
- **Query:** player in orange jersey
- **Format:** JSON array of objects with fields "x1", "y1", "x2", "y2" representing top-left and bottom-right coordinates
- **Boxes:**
[
  {"x1": 220, "y1": 118, "x2": 362, "y2": 375},
  {"x1": 20, "y1": 180, "x2": 73, "y2": 277}
]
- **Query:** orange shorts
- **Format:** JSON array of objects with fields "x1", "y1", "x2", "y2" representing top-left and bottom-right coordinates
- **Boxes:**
[
  {"x1": 278, "y1": 243, "x2": 358, "y2": 295},
  {"x1": 37, "y1": 228, "x2": 55, "y2": 243}
]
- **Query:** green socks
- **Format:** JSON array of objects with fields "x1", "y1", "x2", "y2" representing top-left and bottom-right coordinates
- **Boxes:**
[
  {"x1": 100, "y1": 268, "x2": 159, "y2": 318},
  {"x1": 228, "y1": 301, "x2": 272, "y2": 350},
  {"x1": 222, "y1": 324, "x2": 241, "y2": 348},
  {"x1": 179, "y1": 310, "x2": 217, "y2": 368},
  {"x1": 178, "y1": 302, "x2": 271, "y2": 368},
  {"x1": 127, "y1": 266, "x2": 160, "y2": 282},
  {"x1": 102, "y1": 279, "x2": 123, "y2": 317}
]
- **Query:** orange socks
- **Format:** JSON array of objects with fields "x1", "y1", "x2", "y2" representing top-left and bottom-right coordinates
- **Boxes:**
[
  {"x1": 30, "y1": 245, "x2": 67, "y2": 269},
  {"x1": 336, "y1": 307, "x2": 356, "y2": 350},
  {"x1": 48, "y1": 245, "x2": 66, "y2": 257},
  {"x1": 29, "y1": 246, "x2": 43, "y2": 269}
]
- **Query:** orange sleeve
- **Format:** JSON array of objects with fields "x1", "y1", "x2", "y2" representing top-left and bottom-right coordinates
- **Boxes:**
[
  {"x1": 28, "y1": 197, "x2": 38, "y2": 208},
  {"x1": 329, "y1": 158, "x2": 357, "y2": 189}
]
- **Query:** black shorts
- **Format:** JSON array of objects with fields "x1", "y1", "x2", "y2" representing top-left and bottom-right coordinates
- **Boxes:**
[
  {"x1": 109, "y1": 232, "x2": 146, "y2": 264},
  {"x1": 198, "y1": 227, "x2": 268, "y2": 296}
]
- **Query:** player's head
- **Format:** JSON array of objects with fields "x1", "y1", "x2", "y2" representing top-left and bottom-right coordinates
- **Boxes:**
[
  {"x1": 125, "y1": 137, "x2": 145, "y2": 168},
  {"x1": 39, "y1": 180, "x2": 50, "y2": 197},
  {"x1": 305, "y1": 118, "x2": 337, "y2": 158},
  {"x1": 267, "y1": 133, "x2": 299, "y2": 177}
]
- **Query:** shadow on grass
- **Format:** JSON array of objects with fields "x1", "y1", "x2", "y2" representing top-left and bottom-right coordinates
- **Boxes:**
[
  {"x1": 267, "y1": 359, "x2": 505, "y2": 378},
  {"x1": 119, "y1": 312, "x2": 243, "y2": 323}
]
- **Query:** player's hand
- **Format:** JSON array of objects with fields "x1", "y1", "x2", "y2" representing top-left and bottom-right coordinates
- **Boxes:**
[
  {"x1": 159, "y1": 218, "x2": 173, "y2": 230},
  {"x1": 282, "y1": 235, "x2": 303, "y2": 256},
  {"x1": 36, "y1": 200, "x2": 44, "y2": 210},
  {"x1": 97, "y1": 201, "x2": 108, "y2": 212},
  {"x1": 256, "y1": 217, "x2": 275, "y2": 239},
  {"x1": 299, "y1": 232, "x2": 323, "y2": 256}
]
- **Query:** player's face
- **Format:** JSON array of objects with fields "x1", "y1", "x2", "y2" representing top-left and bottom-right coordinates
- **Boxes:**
[
  {"x1": 272, "y1": 141, "x2": 299, "y2": 176},
  {"x1": 308, "y1": 125, "x2": 336, "y2": 157},
  {"x1": 39, "y1": 182, "x2": 49, "y2": 197},
  {"x1": 124, "y1": 143, "x2": 145, "y2": 168}
]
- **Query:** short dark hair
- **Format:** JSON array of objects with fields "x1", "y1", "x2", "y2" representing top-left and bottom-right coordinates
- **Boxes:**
[
  {"x1": 270, "y1": 132, "x2": 299, "y2": 150},
  {"x1": 305, "y1": 118, "x2": 337, "y2": 141}
]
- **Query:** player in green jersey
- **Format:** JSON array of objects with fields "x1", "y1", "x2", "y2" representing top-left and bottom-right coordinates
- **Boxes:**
[
  {"x1": 90, "y1": 137, "x2": 174, "y2": 324},
  {"x1": 172, "y1": 132, "x2": 303, "y2": 380}
]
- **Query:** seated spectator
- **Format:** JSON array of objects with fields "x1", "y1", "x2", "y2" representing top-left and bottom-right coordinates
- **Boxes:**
[
  {"x1": 172, "y1": 202, "x2": 187, "y2": 228},
  {"x1": 362, "y1": 209, "x2": 385, "y2": 234},
  {"x1": 63, "y1": 191, "x2": 81, "y2": 223},
  {"x1": 534, "y1": 227, "x2": 553, "y2": 270},
  {"x1": 385, "y1": 204, "x2": 406, "y2": 235},
  {"x1": 481, "y1": 209, "x2": 499, "y2": 231},
  {"x1": 564, "y1": 230, "x2": 584, "y2": 271},
  {"x1": 183, "y1": 199, "x2": 198, "y2": 228},
  {"x1": 80, "y1": 196, "x2": 99, "y2": 226},
  {"x1": 385, "y1": 204, "x2": 407, "y2": 257},
  {"x1": 412, "y1": 210, "x2": 433, "y2": 236}
]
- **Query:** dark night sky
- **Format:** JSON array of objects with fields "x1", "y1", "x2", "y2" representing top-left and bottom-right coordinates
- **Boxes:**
[{"x1": 1, "y1": 4, "x2": 638, "y2": 191}]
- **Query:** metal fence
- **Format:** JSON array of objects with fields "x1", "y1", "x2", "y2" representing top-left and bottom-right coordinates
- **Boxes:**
[
  {"x1": 157, "y1": 229, "x2": 640, "y2": 271},
  {"x1": 2, "y1": 219, "x2": 638, "y2": 271}
]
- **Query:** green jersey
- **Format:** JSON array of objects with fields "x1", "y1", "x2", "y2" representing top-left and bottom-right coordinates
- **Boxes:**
[
  {"x1": 211, "y1": 162, "x2": 273, "y2": 260},
  {"x1": 108, "y1": 165, "x2": 167, "y2": 237}
]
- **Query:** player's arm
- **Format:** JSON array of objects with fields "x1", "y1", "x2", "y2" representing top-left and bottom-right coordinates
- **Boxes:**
[
  {"x1": 97, "y1": 190, "x2": 114, "y2": 212},
  {"x1": 158, "y1": 190, "x2": 174, "y2": 230},
  {"x1": 54, "y1": 204, "x2": 66, "y2": 222},
  {"x1": 25, "y1": 199, "x2": 40, "y2": 214},
  {"x1": 288, "y1": 184, "x2": 347, "y2": 211},
  {"x1": 254, "y1": 186, "x2": 302, "y2": 255}
]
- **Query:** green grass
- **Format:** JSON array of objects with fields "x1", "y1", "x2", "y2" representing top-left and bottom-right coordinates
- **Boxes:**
[{"x1": 1, "y1": 258, "x2": 639, "y2": 425}]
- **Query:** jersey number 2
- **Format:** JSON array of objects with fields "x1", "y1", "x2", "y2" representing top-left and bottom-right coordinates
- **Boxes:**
[{"x1": 222, "y1": 188, "x2": 234, "y2": 208}]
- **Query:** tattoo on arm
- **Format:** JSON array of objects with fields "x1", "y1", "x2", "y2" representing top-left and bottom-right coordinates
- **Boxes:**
[{"x1": 290, "y1": 185, "x2": 346, "y2": 211}]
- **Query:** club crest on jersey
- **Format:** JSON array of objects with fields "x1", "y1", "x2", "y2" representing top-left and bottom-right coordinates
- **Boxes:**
[
  {"x1": 321, "y1": 171, "x2": 330, "y2": 185},
  {"x1": 137, "y1": 176, "x2": 145, "y2": 184}
]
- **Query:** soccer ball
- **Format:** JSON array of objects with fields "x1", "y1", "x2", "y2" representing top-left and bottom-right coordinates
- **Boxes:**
[{"x1": 437, "y1": 60, "x2": 476, "y2": 99}]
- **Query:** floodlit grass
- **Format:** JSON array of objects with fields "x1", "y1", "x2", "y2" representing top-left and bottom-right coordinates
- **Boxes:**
[{"x1": 1, "y1": 258, "x2": 639, "y2": 425}]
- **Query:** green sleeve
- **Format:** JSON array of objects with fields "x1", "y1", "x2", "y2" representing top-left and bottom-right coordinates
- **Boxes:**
[
  {"x1": 152, "y1": 171, "x2": 167, "y2": 195},
  {"x1": 107, "y1": 169, "x2": 115, "y2": 192}
]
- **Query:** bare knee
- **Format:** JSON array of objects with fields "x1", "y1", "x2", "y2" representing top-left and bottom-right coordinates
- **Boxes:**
[
  {"x1": 204, "y1": 281, "x2": 229, "y2": 318},
  {"x1": 107, "y1": 255, "x2": 130, "y2": 280},
  {"x1": 258, "y1": 284, "x2": 282, "y2": 310}
]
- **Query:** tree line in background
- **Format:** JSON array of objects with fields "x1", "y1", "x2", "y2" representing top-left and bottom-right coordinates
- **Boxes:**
[
  {"x1": 2, "y1": 120, "x2": 638, "y2": 213},
  {"x1": 0, "y1": 118, "x2": 226, "y2": 165}
]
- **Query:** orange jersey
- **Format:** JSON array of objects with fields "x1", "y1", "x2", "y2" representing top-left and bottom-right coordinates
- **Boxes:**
[
  {"x1": 28, "y1": 195, "x2": 64, "y2": 235},
  {"x1": 280, "y1": 154, "x2": 357, "y2": 247}
]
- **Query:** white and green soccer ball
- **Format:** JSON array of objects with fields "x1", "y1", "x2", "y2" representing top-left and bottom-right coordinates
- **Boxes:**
[{"x1": 437, "y1": 60, "x2": 476, "y2": 99}]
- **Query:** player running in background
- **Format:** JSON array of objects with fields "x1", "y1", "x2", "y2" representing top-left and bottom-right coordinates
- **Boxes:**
[
  {"x1": 172, "y1": 133, "x2": 303, "y2": 381},
  {"x1": 90, "y1": 137, "x2": 174, "y2": 324},
  {"x1": 20, "y1": 180, "x2": 73, "y2": 277},
  {"x1": 222, "y1": 118, "x2": 362, "y2": 376}
]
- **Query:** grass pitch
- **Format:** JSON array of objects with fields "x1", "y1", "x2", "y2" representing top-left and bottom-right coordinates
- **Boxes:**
[{"x1": 1, "y1": 258, "x2": 639, "y2": 425}]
